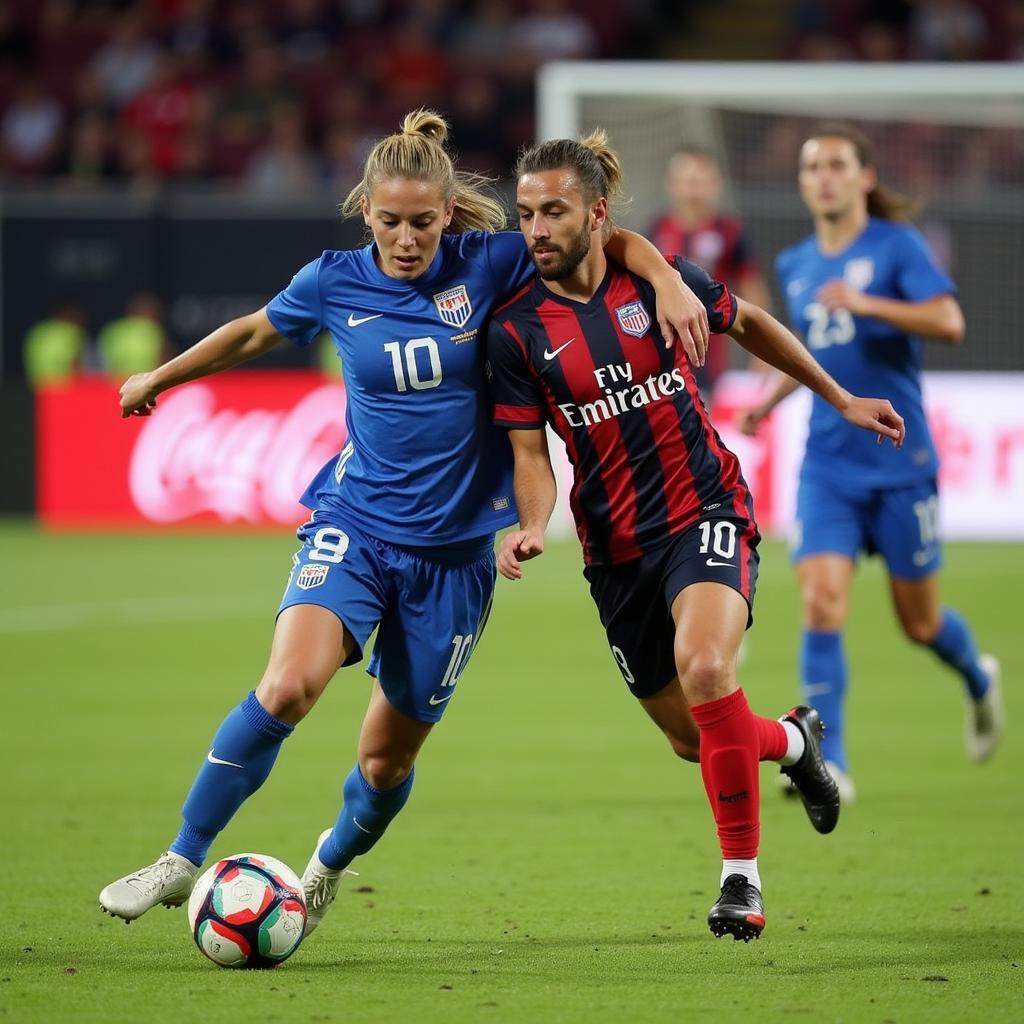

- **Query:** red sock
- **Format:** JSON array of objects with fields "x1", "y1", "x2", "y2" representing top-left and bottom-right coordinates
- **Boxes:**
[
  {"x1": 689, "y1": 688, "x2": 774, "y2": 860},
  {"x1": 755, "y1": 714, "x2": 788, "y2": 762}
]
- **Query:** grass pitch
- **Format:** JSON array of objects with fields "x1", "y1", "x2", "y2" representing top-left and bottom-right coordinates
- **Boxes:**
[{"x1": 1, "y1": 523, "x2": 1020, "y2": 1023}]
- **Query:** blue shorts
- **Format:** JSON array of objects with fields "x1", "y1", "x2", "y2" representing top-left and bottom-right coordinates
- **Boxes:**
[
  {"x1": 792, "y1": 474, "x2": 942, "y2": 580},
  {"x1": 279, "y1": 512, "x2": 496, "y2": 723}
]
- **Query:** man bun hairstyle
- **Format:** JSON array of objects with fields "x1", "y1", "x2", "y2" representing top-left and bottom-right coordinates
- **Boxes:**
[
  {"x1": 341, "y1": 108, "x2": 506, "y2": 232},
  {"x1": 515, "y1": 128, "x2": 628, "y2": 213},
  {"x1": 808, "y1": 121, "x2": 919, "y2": 222}
]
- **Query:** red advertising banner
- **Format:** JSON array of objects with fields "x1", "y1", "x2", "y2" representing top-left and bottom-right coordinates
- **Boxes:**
[
  {"x1": 38, "y1": 373, "x2": 347, "y2": 528},
  {"x1": 37, "y1": 371, "x2": 1024, "y2": 538}
]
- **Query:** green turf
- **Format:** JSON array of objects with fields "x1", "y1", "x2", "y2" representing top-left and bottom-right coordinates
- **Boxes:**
[{"x1": 1, "y1": 523, "x2": 1020, "y2": 1023}]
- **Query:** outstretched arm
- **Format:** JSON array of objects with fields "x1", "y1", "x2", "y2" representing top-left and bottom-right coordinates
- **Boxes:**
[
  {"x1": 815, "y1": 283, "x2": 964, "y2": 344},
  {"x1": 498, "y1": 428, "x2": 557, "y2": 581},
  {"x1": 736, "y1": 372, "x2": 802, "y2": 436},
  {"x1": 120, "y1": 308, "x2": 284, "y2": 417},
  {"x1": 729, "y1": 298, "x2": 905, "y2": 447},
  {"x1": 604, "y1": 228, "x2": 710, "y2": 365}
]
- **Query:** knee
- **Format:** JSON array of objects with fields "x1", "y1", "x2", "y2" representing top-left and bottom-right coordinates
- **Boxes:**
[
  {"x1": 801, "y1": 580, "x2": 847, "y2": 631},
  {"x1": 256, "y1": 665, "x2": 325, "y2": 723},
  {"x1": 665, "y1": 733, "x2": 700, "y2": 763},
  {"x1": 359, "y1": 753, "x2": 414, "y2": 791},
  {"x1": 677, "y1": 648, "x2": 732, "y2": 705},
  {"x1": 899, "y1": 613, "x2": 941, "y2": 646}
]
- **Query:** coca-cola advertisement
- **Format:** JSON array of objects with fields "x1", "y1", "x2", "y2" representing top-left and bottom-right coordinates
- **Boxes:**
[
  {"x1": 37, "y1": 373, "x2": 347, "y2": 528},
  {"x1": 36, "y1": 371, "x2": 1024, "y2": 538}
]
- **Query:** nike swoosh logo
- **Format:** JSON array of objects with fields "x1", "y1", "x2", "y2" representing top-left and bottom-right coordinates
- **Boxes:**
[
  {"x1": 428, "y1": 691, "x2": 454, "y2": 706},
  {"x1": 705, "y1": 558, "x2": 735, "y2": 567},
  {"x1": 207, "y1": 749, "x2": 244, "y2": 769},
  {"x1": 543, "y1": 338, "x2": 575, "y2": 360},
  {"x1": 352, "y1": 817, "x2": 373, "y2": 834},
  {"x1": 347, "y1": 313, "x2": 383, "y2": 327}
]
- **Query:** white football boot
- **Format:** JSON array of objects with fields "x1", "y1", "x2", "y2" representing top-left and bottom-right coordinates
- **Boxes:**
[
  {"x1": 99, "y1": 852, "x2": 198, "y2": 922},
  {"x1": 824, "y1": 761, "x2": 856, "y2": 805},
  {"x1": 301, "y1": 829, "x2": 357, "y2": 937},
  {"x1": 965, "y1": 654, "x2": 1005, "y2": 762}
]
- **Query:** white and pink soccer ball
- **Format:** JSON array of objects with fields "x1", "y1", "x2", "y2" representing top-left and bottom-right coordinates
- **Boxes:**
[{"x1": 186, "y1": 853, "x2": 307, "y2": 969}]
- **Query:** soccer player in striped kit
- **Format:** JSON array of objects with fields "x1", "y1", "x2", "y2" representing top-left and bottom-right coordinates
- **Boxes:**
[{"x1": 486, "y1": 132, "x2": 905, "y2": 941}]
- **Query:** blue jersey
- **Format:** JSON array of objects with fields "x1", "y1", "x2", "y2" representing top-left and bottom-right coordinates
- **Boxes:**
[
  {"x1": 266, "y1": 230, "x2": 534, "y2": 544},
  {"x1": 776, "y1": 217, "x2": 955, "y2": 489}
]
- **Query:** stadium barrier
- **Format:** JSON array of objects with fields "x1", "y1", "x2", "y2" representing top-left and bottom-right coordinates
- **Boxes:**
[{"x1": 37, "y1": 371, "x2": 1024, "y2": 539}]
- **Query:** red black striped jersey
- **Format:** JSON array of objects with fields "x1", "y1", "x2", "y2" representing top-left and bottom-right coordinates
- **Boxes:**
[{"x1": 487, "y1": 255, "x2": 754, "y2": 566}]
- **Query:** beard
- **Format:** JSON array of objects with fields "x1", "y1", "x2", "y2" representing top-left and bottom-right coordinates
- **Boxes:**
[{"x1": 532, "y1": 222, "x2": 593, "y2": 280}]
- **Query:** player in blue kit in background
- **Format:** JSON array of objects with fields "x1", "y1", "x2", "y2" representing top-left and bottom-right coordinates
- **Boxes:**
[
  {"x1": 98, "y1": 109, "x2": 713, "y2": 933},
  {"x1": 739, "y1": 124, "x2": 1004, "y2": 801}
]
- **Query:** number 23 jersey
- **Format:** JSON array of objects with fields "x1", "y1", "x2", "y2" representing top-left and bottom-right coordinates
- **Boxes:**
[
  {"x1": 776, "y1": 217, "x2": 955, "y2": 489},
  {"x1": 266, "y1": 231, "x2": 534, "y2": 544}
]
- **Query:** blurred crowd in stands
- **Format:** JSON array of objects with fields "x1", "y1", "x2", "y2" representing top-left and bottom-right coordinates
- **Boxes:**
[{"x1": 1, "y1": 0, "x2": 1021, "y2": 193}]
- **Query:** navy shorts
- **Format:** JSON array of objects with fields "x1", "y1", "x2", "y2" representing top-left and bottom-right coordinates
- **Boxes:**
[
  {"x1": 793, "y1": 474, "x2": 942, "y2": 580},
  {"x1": 279, "y1": 513, "x2": 496, "y2": 723},
  {"x1": 583, "y1": 516, "x2": 760, "y2": 699}
]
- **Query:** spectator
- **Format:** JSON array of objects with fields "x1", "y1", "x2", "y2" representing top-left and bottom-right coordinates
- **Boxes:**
[
  {"x1": 1, "y1": 75, "x2": 64, "y2": 175},
  {"x1": 321, "y1": 122, "x2": 369, "y2": 194},
  {"x1": 58, "y1": 110, "x2": 118, "y2": 187},
  {"x1": 371, "y1": 19, "x2": 446, "y2": 109},
  {"x1": 222, "y1": 38, "x2": 297, "y2": 137},
  {"x1": 243, "y1": 101, "x2": 319, "y2": 196},
  {"x1": 121, "y1": 54, "x2": 202, "y2": 175},
  {"x1": 909, "y1": 0, "x2": 989, "y2": 61},
  {"x1": 448, "y1": 75, "x2": 511, "y2": 175},
  {"x1": 116, "y1": 126, "x2": 161, "y2": 190},
  {"x1": 97, "y1": 293, "x2": 167, "y2": 377},
  {"x1": 162, "y1": 0, "x2": 234, "y2": 75},
  {"x1": 451, "y1": 0, "x2": 515, "y2": 65},
  {"x1": 24, "y1": 303, "x2": 88, "y2": 389},
  {"x1": 0, "y1": 0, "x2": 30, "y2": 70},
  {"x1": 91, "y1": 9, "x2": 160, "y2": 108},
  {"x1": 648, "y1": 147, "x2": 774, "y2": 393},
  {"x1": 274, "y1": 0, "x2": 341, "y2": 66},
  {"x1": 512, "y1": 0, "x2": 597, "y2": 64}
]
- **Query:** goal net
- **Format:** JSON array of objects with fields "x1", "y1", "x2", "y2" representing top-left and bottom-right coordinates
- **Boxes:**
[{"x1": 537, "y1": 62, "x2": 1024, "y2": 373}]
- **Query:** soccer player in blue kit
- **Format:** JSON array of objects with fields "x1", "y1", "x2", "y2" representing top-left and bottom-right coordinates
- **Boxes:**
[
  {"x1": 98, "y1": 109, "x2": 714, "y2": 933},
  {"x1": 739, "y1": 124, "x2": 1004, "y2": 801}
]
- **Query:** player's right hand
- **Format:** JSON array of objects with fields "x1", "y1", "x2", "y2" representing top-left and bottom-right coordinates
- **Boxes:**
[
  {"x1": 120, "y1": 373, "x2": 159, "y2": 418},
  {"x1": 735, "y1": 407, "x2": 765, "y2": 437},
  {"x1": 842, "y1": 396, "x2": 905, "y2": 448},
  {"x1": 498, "y1": 529, "x2": 545, "y2": 581}
]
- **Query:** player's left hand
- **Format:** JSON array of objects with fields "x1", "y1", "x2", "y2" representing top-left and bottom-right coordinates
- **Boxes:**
[
  {"x1": 816, "y1": 279, "x2": 869, "y2": 315},
  {"x1": 498, "y1": 529, "x2": 545, "y2": 581},
  {"x1": 653, "y1": 274, "x2": 710, "y2": 365},
  {"x1": 842, "y1": 396, "x2": 906, "y2": 448}
]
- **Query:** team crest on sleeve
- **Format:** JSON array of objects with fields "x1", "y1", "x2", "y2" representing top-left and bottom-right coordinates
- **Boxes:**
[
  {"x1": 295, "y1": 564, "x2": 329, "y2": 590},
  {"x1": 433, "y1": 285, "x2": 472, "y2": 328},
  {"x1": 615, "y1": 300, "x2": 651, "y2": 338},
  {"x1": 843, "y1": 258, "x2": 875, "y2": 291}
]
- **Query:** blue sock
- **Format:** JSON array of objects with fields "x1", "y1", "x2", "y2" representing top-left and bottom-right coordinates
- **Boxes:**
[
  {"x1": 319, "y1": 765, "x2": 415, "y2": 871},
  {"x1": 800, "y1": 629, "x2": 849, "y2": 772},
  {"x1": 170, "y1": 691, "x2": 294, "y2": 866},
  {"x1": 926, "y1": 608, "x2": 988, "y2": 700}
]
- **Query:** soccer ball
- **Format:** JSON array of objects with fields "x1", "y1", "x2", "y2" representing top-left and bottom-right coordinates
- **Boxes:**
[{"x1": 186, "y1": 853, "x2": 307, "y2": 969}]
